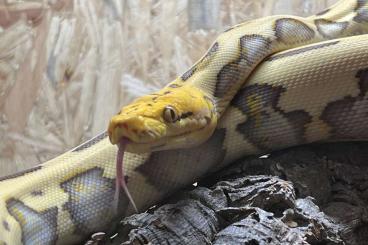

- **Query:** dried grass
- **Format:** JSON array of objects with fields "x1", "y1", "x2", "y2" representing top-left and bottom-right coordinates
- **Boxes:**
[{"x1": 0, "y1": 0, "x2": 337, "y2": 177}]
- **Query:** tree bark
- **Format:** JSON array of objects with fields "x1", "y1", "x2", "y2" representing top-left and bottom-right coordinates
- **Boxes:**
[{"x1": 87, "y1": 142, "x2": 368, "y2": 244}]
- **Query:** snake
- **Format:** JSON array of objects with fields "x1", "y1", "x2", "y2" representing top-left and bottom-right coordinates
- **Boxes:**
[{"x1": 1, "y1": 0, "x2": 368, "y2": 244}]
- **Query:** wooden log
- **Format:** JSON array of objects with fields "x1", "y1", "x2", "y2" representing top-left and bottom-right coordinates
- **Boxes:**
[{"x1": 85, "y1": 141, "x2": 368, "y2": 244}]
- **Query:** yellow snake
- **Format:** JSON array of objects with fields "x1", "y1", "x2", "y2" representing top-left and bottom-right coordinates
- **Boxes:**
[{"x1": 1, "y1": 0, "x2": 368, "y2": 244}]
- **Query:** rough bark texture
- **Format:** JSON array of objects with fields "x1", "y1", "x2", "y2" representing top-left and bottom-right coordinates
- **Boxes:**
[{"x1": 86, "y1": 142, "x2": 368, "y2": 244}]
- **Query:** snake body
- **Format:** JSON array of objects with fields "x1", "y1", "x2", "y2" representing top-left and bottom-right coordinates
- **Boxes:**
[{"x1": 1, "y1": 0, "x2": 368, "y2": 244}]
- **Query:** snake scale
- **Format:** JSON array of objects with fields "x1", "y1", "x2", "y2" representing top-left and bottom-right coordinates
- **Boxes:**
[{"x1": 1, "y1": 0, "x2": 368, "y2": 244}]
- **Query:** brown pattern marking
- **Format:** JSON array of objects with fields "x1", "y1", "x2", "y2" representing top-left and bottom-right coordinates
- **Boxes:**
[
  {"x1": 315, "y1": 8, "x2": 330, "y2": 16},
  {"x1": 0, "y1": 165, "x2": 42, "y2": 182},
  {"x1": 169, "y1": 111, "x2": 194, "y2": 123},
  {"x1": 180, "y1": 112, "x2": 194, "y2": 119},
  {"x1": 357, "y1": 68, "x2": 368, "y2": 95},
  {"x1": 72, "y1": 131, "x2": 108, "y2": 152},
  {"x1": 354, "y1": 0, "x2": 368, "y2": 22},
  {"x1": 214, "y1": 35, "x2": 271, "y2": 98},
  {"x1": 320, "y1": 68, "x2": 368, "y2": 140},
  {"x1": 180, "y1": 67, "x2": 196, "y2": 81},
  {"x1": 180, "y1": 42, "x2": 219, "y2": 81},
  {"x1": 275, "y1": 18, "x2": 315, "y2": 44},
  {"x1": 240, "y1": 34, "x2": 272, "y2": 66},
  {"x1": 136, "y1": 128, "x2": 227, "y2": 190},
  {"x1": 31, "y1": 190, "x2": 43, "y2": 196},
  {"x1": 168, "y1": 83, "x2": 182, "y2": 88},
  {"x1": 214, "y1": 61, "x2": 244, "y2": 98},
  {"x1": 204, "y1": 42, "x2": 219, "y2": 59},
  {"x1": 6, "y1": 199, "x2": 58, "y2": 244},
  {"x1": 266, "y1": 40, "x2": 339, "y2": 61},
  {"x1": 2, "y1": 220, "x2": 9, "y2": 231},
  {"x1": 231, "y1": 84, "x2": 311, "y2": 151},
  {"x1": 139, "y1": 90, "x2": 174, "y2": 105},
  {"x1": 357, "y1": 0, "x2": 368, "y2": 9},
  {"x1": 60, "y1": 168, "x2": 121, "y2": 237},
  {"x1": 315, "y1": 19, "x2": 348, "y2": 38}
]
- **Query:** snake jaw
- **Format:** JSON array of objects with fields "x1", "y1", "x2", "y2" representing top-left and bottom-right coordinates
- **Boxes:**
[{"x1": 108, "y1": 84, "x2": 218, "y2": 152}]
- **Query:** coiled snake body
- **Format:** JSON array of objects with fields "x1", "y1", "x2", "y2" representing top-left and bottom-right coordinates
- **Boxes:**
[{"x1": 1, "y1": 0, "x2": 368, "y2": 244}]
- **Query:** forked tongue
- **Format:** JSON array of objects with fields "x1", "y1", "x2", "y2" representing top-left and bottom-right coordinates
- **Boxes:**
[{"x1": 113, "y1": 137, "x2": 138, "y2": 213}]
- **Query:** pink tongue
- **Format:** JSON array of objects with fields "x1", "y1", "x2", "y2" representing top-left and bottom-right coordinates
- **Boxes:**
[{"x1": 114, "y1": 138, "x2": 138, "y2": 213}]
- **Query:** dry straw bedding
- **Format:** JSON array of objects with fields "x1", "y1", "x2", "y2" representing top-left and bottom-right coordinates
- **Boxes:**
[{"x1": 0, "y1": 0, "x2": 336, "y2": 177}]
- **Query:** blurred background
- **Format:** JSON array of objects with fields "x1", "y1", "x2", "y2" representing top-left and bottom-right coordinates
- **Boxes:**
[{"x1": 0, "y1": 0, "x2": 337, "y2": 177}]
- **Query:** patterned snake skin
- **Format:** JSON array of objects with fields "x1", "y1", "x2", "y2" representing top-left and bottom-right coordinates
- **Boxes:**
[{"x1": 1, "y1": 0, "x2": 368, "y2": 244}]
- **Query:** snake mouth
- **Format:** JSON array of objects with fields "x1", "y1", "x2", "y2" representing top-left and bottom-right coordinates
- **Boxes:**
[
  {"x1": 126, "y1": 125, "x2": 215, "y2": 153},
  {"x1": 109, "y1": 127, "x2": 167, "y2": 153},
  {"x1": 108, "y1": 115, "x2": 166, "y2": 146},
  {"x1": 108, "y1": 105, "x2": 217, "y2": 152}
]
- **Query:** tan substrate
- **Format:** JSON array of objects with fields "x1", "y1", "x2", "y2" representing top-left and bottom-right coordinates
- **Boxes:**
[{"x1": 0, "y1": 0, "x2": 336, "y2": 177}]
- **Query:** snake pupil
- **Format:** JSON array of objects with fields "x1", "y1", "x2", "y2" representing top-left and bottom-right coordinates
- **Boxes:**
[{"x1": 163, "y1": 106, "x2": 178, "y2": 123}]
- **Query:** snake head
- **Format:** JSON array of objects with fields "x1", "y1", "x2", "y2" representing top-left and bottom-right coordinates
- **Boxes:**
[{"x1": 108, "y1": 84, "x2": 217, "y2": 153}]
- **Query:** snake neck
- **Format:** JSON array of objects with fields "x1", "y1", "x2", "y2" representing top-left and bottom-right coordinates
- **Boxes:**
[
  {"x1": 308, "y1": 0, "x2": 364, "y2": 21},
  {"x1": 178, "y1": 0, "x2": 368, "y2": 119}
]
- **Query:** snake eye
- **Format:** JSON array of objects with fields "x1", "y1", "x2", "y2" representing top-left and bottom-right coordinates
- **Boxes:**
[{"x1": 163, "y1": 106, "x2": 178, "y2": 123}]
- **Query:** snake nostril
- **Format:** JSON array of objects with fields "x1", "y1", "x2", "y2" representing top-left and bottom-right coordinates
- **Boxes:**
[{"x1": 118, "y1": 123, "x2": 129, "y2": 130}]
